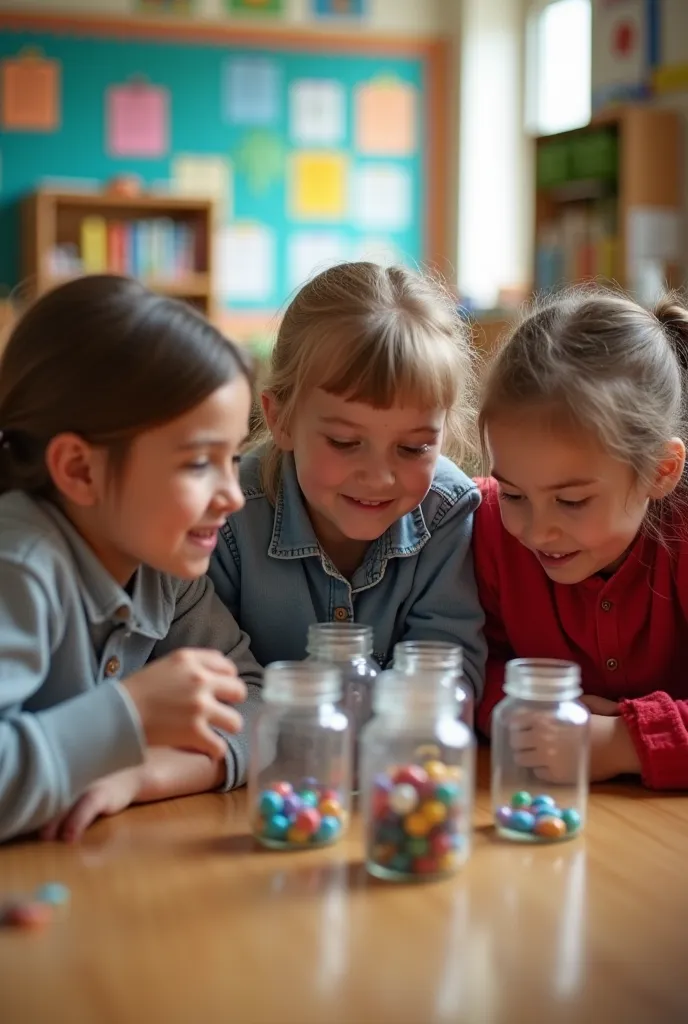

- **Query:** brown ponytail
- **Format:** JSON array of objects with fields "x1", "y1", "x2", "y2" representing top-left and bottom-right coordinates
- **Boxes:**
[{"x1": 653, "y1": 293, "x2": 688, "y2": 378}]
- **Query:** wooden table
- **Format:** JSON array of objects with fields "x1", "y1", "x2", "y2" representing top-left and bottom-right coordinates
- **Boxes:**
[{"x1": 1, "y1": 750, "x2": 687, "y2": 1024}]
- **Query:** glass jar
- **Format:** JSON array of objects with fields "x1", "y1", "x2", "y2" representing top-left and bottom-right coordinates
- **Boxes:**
[
  {"x1": 249, "y1": 662, "x2": 352, "y2": 851},
  {"x1": 306, "y1": 623, "x2": 379, "y2": 784},
  {"x1": 393, "y1": 640, "x2": 474, "y2": 729},
  {"x1": 491, "y1": 659, "x2": 590, "y2": 843},
  {"x1": 360, "y1": 670, "x2": 475, "y2": 883}
]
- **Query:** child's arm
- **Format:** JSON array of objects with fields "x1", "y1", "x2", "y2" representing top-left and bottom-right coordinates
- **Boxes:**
[
  {"x1": 0, "y1": 564, "x2": 146, "y2": 842},
  {"x1": 617, "y1": 694, "x2": 688, "y2": 788},
  {"x1": 39, "y1": 747, "x2": 226, "y2": 842},
  {"x1": 152, "y1": 573, "x2": 262, "y2": 793},
  {"x1": 41, "y1": 577, "x2": 263, "y2": 841},
  {"x1": 607, "y1": 546, "x2": 688, "y2": 789},
  {"x1": 400, "y1": 485, "x2": 486, "y2": 700}
]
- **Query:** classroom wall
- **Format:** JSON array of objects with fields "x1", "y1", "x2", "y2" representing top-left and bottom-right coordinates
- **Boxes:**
[
  {"x1": 591, "y1": 0, "x2": 687, "y2": 269},
  {"x1": 1, "y1": 0, "x2": 449, "y2": 36}
]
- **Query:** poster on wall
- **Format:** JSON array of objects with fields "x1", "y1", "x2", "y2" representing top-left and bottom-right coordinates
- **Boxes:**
[
  {"x1": 1, "y1": 50, "x2": 60, "y2": 132},
  {"x1": 355, "y1": 78, "x2": 417, "y2": 156},
  {"x1": 591, "y1": 0, "x2": 657, "y2": 112},
  {"x1": 136, "y1": 0, "x2": 196, "y2": 12},
  {"x1": 224, "y1": 57, "x2": 280, "y2": 124},
  {"x1": 312, "y1": 0, "x2": 366, "y2": 16},
  {"x1": 106, "y1": 79, "x2": 169, "y2": 157},
  {"x1": 290, "y1": 80, "x2": 346, "y2": 146},
  {"x1": 225, "y1": 0, "x2": 284, "y2": 14}
]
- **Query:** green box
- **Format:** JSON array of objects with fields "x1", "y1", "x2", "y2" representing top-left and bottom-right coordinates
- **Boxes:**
[
  {"x1": 536, "y1": 139, "x2": 571, "y2": 188},
  {"x1": 570, "y1": 130, "x2": 618, "y2": 181}
]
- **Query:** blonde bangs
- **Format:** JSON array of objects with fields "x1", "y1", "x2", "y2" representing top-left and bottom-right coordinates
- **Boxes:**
[{"x1": 296, "y1": 320, "x2": 460, "y2": 412}]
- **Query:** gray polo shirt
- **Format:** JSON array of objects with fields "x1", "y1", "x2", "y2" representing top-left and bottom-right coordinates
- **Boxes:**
[{"x1": 0, "y1": 490, "x2": 262, "y2": 842}]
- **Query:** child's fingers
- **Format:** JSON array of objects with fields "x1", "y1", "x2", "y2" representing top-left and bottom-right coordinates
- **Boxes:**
[
  {"x1": 59, "y1": 792, "x2": 104, "y2": 843},
  {"x1": 509, "y1": 727, "x2": 537, "y2": 752},
  {"x1": 213, "y1": 675, "x2": 247, "y2": 704},
  {"x1": 208, "y1": 703, "x2": 244, "y2": 736},
  {"x1": 39, "y1": 814, "x2": 65, "y2": 842},
  {"x1": 195, "y1": 724, "x2": 231, "y2": 760},
  {"x1": 513, "y1": 747, "x2": 552, "y2": 770},
  {"x1": 193, "y1": 649, "x2": 239, "y2": 675}
]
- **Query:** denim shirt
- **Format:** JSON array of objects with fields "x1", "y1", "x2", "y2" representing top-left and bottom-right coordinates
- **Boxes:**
[
  {"x1": 209, "y1": 449, "x2": 486, "y2": 697},
  {"x1": 0, "y1": 490, "x2": 262, "y2": 842}
]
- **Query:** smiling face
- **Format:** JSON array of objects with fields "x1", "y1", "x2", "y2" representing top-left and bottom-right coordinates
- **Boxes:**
[
  {"x1": 266, "y1": 387, "x2": 446, "y2": 572},
  {"x1": 77, "y1": 377, "x2": 252, "y2": 585},
  {"x1": 485, "y1": 408, "x2": 682, "y2": 582}
]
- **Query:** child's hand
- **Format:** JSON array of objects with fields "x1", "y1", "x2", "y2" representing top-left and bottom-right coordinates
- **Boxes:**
[
  {"x1": 122, "y1": 648, "x2": 246, "y2": 759},
  {"x1": 510, "y1": 701, "x2": 641, "y2": 783},
  {"x1": 39, "y1": 765, "x2": 143, "y2": 843}
]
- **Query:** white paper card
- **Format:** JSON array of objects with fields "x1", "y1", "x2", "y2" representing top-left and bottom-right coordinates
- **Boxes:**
[
  {"x1": 172, "y1": 155, "x2": 232, "y2": 222},
  {"x1": 352, "y1": 165, "x2": 412, "y2": 231},
  {"x1": 288, "y1": 231, "x2": 349, "y2": 291},
  {"x1": 290, "y1": 80, "x2": 345, "y2": 146},
  {"x1": 628, "y1": 206, "x2": 683, "y2": 262},
  {"x1": 216, "y1": 224, "x2": 274, "y2": 302}
]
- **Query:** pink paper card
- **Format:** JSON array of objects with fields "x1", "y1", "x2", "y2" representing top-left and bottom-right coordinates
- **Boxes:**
[{"x1": 107, "y1": 82, "x2": 169, "y2": 158}]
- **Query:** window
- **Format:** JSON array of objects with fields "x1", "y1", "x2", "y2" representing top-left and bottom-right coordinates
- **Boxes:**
[{"x1": 526, "y1": 0, "x2": 592, "y2": 136}]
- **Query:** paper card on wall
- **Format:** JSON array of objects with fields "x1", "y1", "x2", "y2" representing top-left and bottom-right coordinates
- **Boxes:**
[
  {"x1": 290, "y1": 80, "x2": 345, "y2": 145},
  {"x1": 288, "y1": 232, "x2": 349, "y2": 291},
  {"x1": 1, "y1": 51, "x2": 60, "y2": 132},
  {"x1": 591, "y1": 0, "x2": 649, "y2": 110},
  {"x1": 217, "y1": 224, "x2": 275, "y2": 302},
  {"x1": 226, "y1": 0, "x2": 284, "y2": 12},
  {"x1": 312, "y1": 0, "x2": 366, "y2": 15},
  {"x1": 234, "y1": 130, "x2": 286, "y2": 194},
  {"x1": 290, "y1": 153, "x2": 348, "y2": 220},
  {"x1": 352, "y1": 166, "x2": 411, "y2": 231},
  {"x1": 107, "y1": 81, "x2": 169, "y2": 157},
  {"x1": 172, "y1": 155, "x2": 232, "y2": 222},
  {"x1": 628, "y1": 207, "x2": 682, "y2": 262},
  {"x1": 355, "y1": 79, "x2": 417, "y2": 156},
  {"x1": 224, "y1": 57, "x2": 280, "y2": 125}
]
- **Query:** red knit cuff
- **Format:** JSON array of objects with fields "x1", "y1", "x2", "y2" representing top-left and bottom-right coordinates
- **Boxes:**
[{"x1": 620, "y1": 692, "x2": 688, "y2": 790}]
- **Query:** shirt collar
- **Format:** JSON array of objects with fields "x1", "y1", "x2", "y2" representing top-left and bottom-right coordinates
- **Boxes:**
[
  {"x1": 41, "y1": 500, "x2": 170, "y2": 638},
  {"x1": 268, "y1": 454, "x2": 431, "y2": 561}
]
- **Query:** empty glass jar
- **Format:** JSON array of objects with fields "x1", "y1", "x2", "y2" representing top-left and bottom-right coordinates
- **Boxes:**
[
  {"x1": 249, "y1": 661, "x2": 352, "y2": 850},
  {"x1": 360, "y1": 669, "x2": 474, "y2": 883},
  {"x1": 393, "y1": 640, "x2": 473, "y2": 729},
  {"x1": 491, "y1": 659, "x2": 590, "y2": 843},
  {"x1": 306, "y1": 622, "x2": 378, "y2": 785}
]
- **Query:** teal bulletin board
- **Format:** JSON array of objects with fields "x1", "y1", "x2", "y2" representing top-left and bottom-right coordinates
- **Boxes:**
[{"x1": 0, "y1": 25, "x2": 426, "y2": 314}]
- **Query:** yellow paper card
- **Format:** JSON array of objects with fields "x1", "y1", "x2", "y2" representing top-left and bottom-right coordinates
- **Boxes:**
[{"x1": 291, "y1": 152, "x2": 347, "y2": 220}]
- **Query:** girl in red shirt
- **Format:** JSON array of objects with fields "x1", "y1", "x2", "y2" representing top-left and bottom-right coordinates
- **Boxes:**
[{"x1": 474, "y1": 288, "x2": 688, "y2": 789}]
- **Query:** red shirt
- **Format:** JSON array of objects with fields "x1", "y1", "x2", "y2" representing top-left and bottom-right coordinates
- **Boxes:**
[{"x1": 473, "y1": 477, "x2": 688, "y2": 789}]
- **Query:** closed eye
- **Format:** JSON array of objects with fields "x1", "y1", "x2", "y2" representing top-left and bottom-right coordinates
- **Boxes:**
[
  {"x1": 326, "y1": 437, "x2": 358, "y2": 450},
  {"x1": 556, "y1": 497, "x2": 590, "y2": 509},
  {"x1": 399, "y1": 444, "x2": 431, "y2": 457},
  {"x1": 498, "y1": 490, "x2": 522, "y2": 502}
]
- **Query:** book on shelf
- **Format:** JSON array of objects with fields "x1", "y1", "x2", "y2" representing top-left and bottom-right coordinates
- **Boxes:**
[
  {"x1": 76, "y1": 216, "x2": 199, "y2": 279},
  {"x1": 535, "y1": 202, "x2": 619, "y2": 292}
]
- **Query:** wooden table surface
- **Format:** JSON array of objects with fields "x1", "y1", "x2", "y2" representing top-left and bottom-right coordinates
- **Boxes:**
[{"x1": 1, "y1": 749, "x2": 687, "y2": 1024}]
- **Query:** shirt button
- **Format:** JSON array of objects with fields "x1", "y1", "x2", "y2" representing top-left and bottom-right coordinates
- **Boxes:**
[
  {"x1": 601, "y1": 599, "x2": 612, "y2": 612},
  {"x1": 333, "y1": 607, "x2": 350, "y2": 622},
  {"x1": 105, "y1": 656, "x2": 121, "y2": 677},
  {"x1": 606, "y1": 658, "x2": 618, "y2": 671}
]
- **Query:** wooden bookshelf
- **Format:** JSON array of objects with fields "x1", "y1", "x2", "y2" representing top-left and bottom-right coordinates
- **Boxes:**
[
  {"x1": 534, "y1": 106, "x2": 683, "y2": 296},
  {"x1": 22, "y1": 189, "x2": 215, "y2": 316}
]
